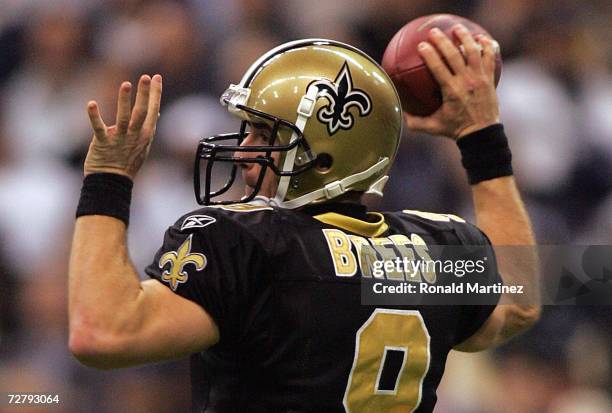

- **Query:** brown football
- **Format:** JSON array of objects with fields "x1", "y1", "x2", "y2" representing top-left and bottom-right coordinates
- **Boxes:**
[{"x1": 382, "y1": 14, "x2": 502, "y2": 116}]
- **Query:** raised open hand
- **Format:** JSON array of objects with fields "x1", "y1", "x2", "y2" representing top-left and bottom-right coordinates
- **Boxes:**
[{"x1": 84, "y1": 74, "x2": 162, "y2": 179}]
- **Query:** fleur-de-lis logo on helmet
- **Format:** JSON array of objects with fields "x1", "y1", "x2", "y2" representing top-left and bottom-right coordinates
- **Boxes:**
[
  {"x1": 158, "y1": 234, "x2": 207, "y2": 291},
  {"x1": 311, "y1": 61, "x2": 373, "y2": 136}
]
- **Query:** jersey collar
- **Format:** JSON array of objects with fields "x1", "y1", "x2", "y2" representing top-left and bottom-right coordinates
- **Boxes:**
[
  {"x1": 312, "y1": 211, "x2": 388, "y2": 238},
  {"x1": 301, "y1": 202, "x2": 366, "y2": 218}
]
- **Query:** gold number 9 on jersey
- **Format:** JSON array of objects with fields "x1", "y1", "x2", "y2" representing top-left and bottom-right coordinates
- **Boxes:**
[{"x1": 343, "y1": 309, "x2": 431, "y2": 412}]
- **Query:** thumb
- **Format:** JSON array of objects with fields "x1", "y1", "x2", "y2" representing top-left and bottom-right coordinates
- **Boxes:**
[{"x1": 403, "y1": 113, "x2": 440, "y2": 134}]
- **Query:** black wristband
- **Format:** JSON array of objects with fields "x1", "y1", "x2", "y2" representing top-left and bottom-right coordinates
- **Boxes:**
[
  {"x1": 76, "y1": 173, "x2": 133, "y2": 225},
  {"x1": 457, "y1": 123, "x2": 513, "y2": 185}
]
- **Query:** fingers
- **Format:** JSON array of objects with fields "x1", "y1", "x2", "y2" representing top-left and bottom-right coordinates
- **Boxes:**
[
  {"x1": 115, "y1": 81, "x2": 132, "y2": 135},
  {"x1": 428, "y1": 27, "x2": 465, "y2": 75},
  {"x1": 478, "y1": 36, "x2": 497, "y2": 79},
  {"x1": 87, "y1": 101, "x2": 107, "y2": 141},
  {"x1": 421, "y1": 26, "x2": 498, "y2": 84},
  {"x1": 453, "y1": 25, "x2": 481, "y2": 70},
  {"x1": 417, "y1": 42, "x2": 452, "y2": 87},
  {"x1": 129, "y1": 75, "x2": 151, "y2": 132},
  {"x1": 143, "y1": 74, "x2": 162, "y2": 134}
]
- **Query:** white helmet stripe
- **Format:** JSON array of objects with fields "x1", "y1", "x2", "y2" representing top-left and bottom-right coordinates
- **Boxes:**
[{"x1": 273, "y1": 84, "x2": 319, "y2": 204}]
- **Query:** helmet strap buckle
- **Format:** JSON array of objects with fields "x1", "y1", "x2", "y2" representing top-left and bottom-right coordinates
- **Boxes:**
[
  {"x1": 297, "y1": 94, "x2": 316, "y2": 117},
  {"x1": 324, "y1": 181, "x2": 346, "y2": 199}
]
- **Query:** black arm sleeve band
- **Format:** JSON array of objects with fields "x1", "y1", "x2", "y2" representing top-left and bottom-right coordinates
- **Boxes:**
[
  {"x1": 457, "y1": 123, "x2": 513, "y2": 185},
  {"x1": 76, "y1": 173, "x2": 133, "y2": 226}
]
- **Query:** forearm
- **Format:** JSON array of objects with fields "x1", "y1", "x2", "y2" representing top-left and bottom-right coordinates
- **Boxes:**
[
  {"x1": 454, "y1": 176, "x2": 540, "y2": 352},
  {"x1": 471, "y1": 176, "x2": 541, "y2": 336},
  {"x1": 472, "y1": 176, "x2": 533, "y2": 246},
  {"x1": 69, "y1": 215, "x2": 145, "y2": 351}
]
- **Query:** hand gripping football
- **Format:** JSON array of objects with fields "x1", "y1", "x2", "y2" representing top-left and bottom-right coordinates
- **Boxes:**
[{"x1": 382, "y1": 14, "x2": 502, "y2": 116}]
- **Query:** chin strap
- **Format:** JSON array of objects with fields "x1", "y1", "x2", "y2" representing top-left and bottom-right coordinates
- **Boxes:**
[
  {"x1": 273, "y1": 85, "x2": 319, "y2": 205},
  {"x1": 273, "y1": 157, "x2": 390, "y2": 209}
]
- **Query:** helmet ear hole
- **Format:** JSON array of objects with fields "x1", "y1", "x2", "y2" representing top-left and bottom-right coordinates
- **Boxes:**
[{"x1": 315, "y1": 153, "x2": 333, "y2": 172}]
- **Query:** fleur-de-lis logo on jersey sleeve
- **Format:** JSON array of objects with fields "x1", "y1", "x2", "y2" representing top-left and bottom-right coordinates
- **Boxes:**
[
  {"x1": 311, "y1": 61, "x2": 372, "y2": 136},
  {"x1": 159, "y1": 234, "x2": 207, "y2": 291}
]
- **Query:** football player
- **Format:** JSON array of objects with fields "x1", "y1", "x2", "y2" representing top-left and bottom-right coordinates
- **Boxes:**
[{"x1": 69, "y1": 25, "x2": 540, "y2": 412}]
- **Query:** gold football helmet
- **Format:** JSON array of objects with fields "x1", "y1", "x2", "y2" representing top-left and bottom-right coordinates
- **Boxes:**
[{"x1": 195, "y1": 39, "x2": 402, "y2": 208}]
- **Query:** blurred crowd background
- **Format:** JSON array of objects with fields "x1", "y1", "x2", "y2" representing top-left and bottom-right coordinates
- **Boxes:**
[{"x1": 0, "y1": 0, "x2": 610, "y2": 412}]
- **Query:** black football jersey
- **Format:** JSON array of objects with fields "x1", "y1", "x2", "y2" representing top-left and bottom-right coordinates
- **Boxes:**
[{"x1": 146, "y1": 202, "x2": 501, "y2": 413}]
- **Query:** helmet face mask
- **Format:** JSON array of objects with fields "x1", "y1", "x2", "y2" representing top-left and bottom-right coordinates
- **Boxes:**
[
  {"x1": 194, "y1": 39, "x2": 402, "y2": 208},
  {"x1": 194, "y1": 103, "x2": 316, "y2": 205}
]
